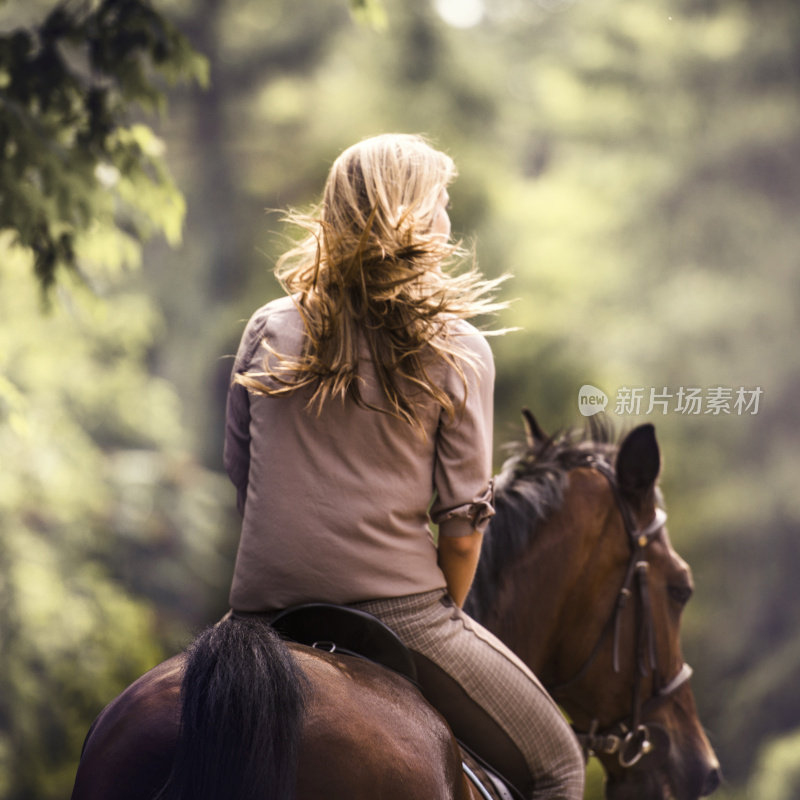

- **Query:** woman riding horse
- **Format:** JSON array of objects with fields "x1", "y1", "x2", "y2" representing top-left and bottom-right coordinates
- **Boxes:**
[{"x1": 222, "y1": 133, "x2": 585, "y2": 799}]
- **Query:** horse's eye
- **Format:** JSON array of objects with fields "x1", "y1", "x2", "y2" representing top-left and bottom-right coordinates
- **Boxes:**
[{"x1": 669, "y1": 584, "x2": 693, "y2": 606}]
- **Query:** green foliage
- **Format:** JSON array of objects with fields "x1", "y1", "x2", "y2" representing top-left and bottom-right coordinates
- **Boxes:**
[
  {"x1": 0, "y1": 237, "x2": 234, "y2": 799},
  {"x1": 0, "y1": 0, "x2": 207, "y2": 290},
  {"x1": 748, "y1": 729, "x2": 800, "y2": 800},
  {"x1": 350, "y1": 0, "x2": 388, "y2": 30}
]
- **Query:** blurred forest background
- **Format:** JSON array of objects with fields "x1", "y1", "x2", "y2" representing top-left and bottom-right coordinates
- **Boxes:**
[{"x1": 1, "y1": 0, "x2": 799, "y2": 798}]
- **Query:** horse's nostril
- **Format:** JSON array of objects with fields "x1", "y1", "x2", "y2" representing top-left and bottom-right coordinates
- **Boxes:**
[{"x1": 702, "y1": 766, "x2": 722, "y2": 796}]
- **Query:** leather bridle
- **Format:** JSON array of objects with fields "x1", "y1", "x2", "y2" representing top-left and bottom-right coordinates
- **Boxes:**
[{"x1": 549, "y1": 456, "x2": 694, "y2": 770}]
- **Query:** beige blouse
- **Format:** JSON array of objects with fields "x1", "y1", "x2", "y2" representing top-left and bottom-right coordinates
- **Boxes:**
[{"x1": 225, "y1": 295, "x2": 495, "y2": 612}]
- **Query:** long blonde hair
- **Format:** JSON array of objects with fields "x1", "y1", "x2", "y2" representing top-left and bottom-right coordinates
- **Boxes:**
[{"x1": 237, "y1": 133, "x2": 505, "y2": 429}]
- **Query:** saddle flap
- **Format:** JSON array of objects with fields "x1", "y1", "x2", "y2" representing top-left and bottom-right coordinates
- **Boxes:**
[{"x1": 271, "y1": 603, "x2": 418, "y2": 684}]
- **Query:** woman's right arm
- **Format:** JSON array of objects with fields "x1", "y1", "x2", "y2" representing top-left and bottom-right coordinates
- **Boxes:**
[
  {"x1": 437, "y1": 529, "x2": 484, "y2": 607},
  {"x1": 431, "y1": 327, "x2": 497, "y2": 602}
]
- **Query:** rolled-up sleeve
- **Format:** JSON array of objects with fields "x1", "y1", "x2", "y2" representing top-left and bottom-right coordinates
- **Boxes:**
[{"x1": 430, "y1": 329, "x2": 495, "y2": 538}]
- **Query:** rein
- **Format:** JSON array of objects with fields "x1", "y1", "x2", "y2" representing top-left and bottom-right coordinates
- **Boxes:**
[{"x1": 549, "y1": 456, "x2": 693, "y2": 770}]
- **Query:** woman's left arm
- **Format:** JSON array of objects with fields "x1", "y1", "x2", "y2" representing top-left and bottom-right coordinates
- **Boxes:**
[
  {"x1": 223, "y1": 310, "x2": 269, "y2": 516},
  {"x1": 224, "y1": 380, "x2": 251, "y2": 516}
]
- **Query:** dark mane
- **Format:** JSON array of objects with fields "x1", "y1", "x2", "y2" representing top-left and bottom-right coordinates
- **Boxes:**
[{"x1": 465, "y1": 417, "x2": 618, "y2": 621}]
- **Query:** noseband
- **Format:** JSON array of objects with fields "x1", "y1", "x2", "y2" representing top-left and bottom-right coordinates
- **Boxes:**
[{"x1": 549, "y1": 456, "x2": 694, "y2": 770}]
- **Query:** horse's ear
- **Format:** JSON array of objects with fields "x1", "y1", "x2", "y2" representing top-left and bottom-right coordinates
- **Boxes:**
[
  {"x1": 616, "y1": 423, "x2": 661, "y2": 498},
  {"x1": 522, "y1": 408, "x2": 548, "y2": 449}
]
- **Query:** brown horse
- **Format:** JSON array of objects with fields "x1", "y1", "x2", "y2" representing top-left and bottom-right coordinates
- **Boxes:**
[{"x1": 70, "y1": 416, "x2": 720, "y2": 800}]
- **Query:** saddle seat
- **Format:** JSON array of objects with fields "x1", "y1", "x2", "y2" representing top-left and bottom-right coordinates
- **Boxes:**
[
  {"x1": 271, "y1": 602, "x2": 520, "y2": 800},
  {"x1": 271, "y1": 602, "x2": 418, "y2": 683}
]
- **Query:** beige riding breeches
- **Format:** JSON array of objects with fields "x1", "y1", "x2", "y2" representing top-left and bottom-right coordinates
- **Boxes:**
[{"x1": 349, "y1": 589, "x2": 585, "y2": 800}]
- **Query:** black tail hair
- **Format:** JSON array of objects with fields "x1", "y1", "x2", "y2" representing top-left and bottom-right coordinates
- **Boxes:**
[{"x1": 157, "y1": 616, "x2": 306, "y2": 800}]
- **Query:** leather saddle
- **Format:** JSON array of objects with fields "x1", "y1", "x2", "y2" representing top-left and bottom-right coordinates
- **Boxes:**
[
  {"x1": 272, "y1": 602, "x2": 418, "y2": 682},
  {"x1": 271, "y1": 603, "x2": 521, "y2": 800}
]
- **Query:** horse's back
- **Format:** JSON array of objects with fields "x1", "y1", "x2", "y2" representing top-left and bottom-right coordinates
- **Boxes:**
[
  {"x1": 291, "y1": 643, "x2": 469, "y2": 799},
  {"x1": 71, "y1": 643, "x2": 468, "y2": 800},
  {"x1": 71, "y1": 654, "x2": 184, "y2": 800}
]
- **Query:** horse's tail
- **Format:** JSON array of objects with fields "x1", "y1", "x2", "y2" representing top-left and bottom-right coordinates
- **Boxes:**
[{"x1": 158, "y1": 615, "x2": 306, "y2": 800}]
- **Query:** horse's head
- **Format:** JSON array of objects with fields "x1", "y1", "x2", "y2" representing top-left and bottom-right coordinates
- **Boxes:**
[
  {"x1": 577, "y1": 423, "x2": 720, "y2": 800},
  {"x1": 471, "y1": 414, "x2": 721, "y2": 800}
]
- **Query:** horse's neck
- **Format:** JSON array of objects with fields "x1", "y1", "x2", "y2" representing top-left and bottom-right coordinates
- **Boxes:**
[
  {"x1": 481, "y1": 520, "x2": 583, "y2": 683},
  {"x1": 480, "y1": 470, "x2": 612, "y2": 687}
]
